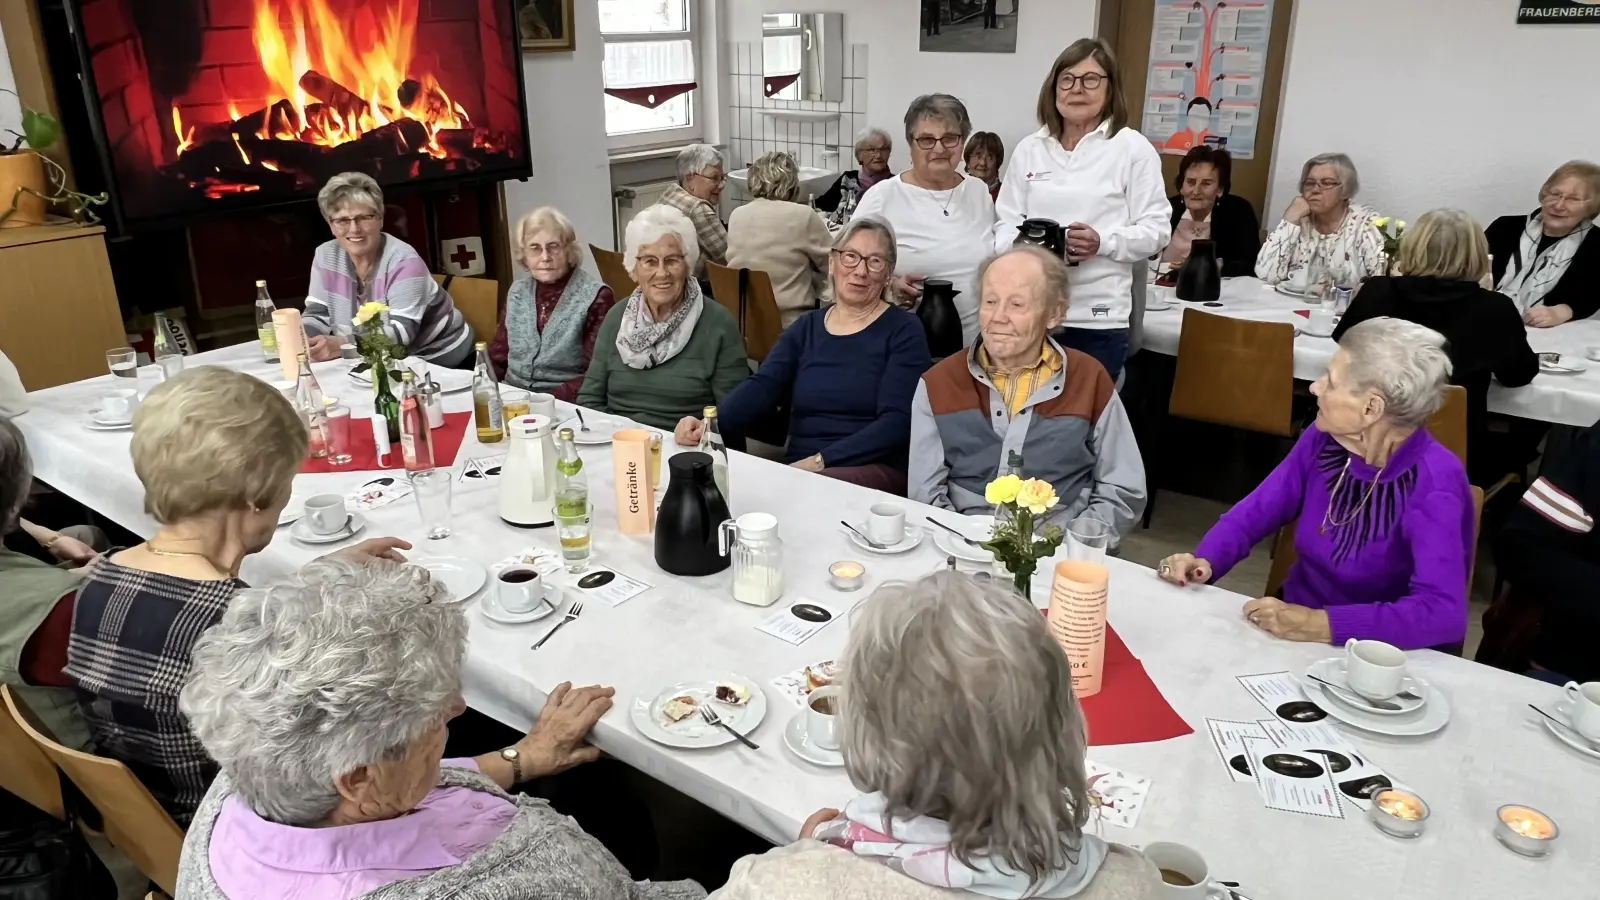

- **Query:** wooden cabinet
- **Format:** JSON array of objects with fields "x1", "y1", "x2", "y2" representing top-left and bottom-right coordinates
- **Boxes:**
[{"x1": 0, "y1": 225, "x2": 127, "y2": 390}]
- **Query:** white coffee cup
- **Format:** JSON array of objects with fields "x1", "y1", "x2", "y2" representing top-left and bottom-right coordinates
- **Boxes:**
[
  {"x1": 1560, "y1": 681, "x2": 1600, "y2": 741},
  {"x1": 1142, "y1": 842, "x2": 1216, "y2": 898},
  {"x1": 1286, "y1": 269, "x2": 1310, "y2": 293},
  {"x1": 303, "y1": 494, "x2": 349, "y2": 535},
  {"x1": 530, "y1": 392, "x2": 557, "y2": 420},
  {"x1": 98, "y1": 388, "x2": 140, "y2": 423},
  {"x1": 806, "y1": 685, "x2": 841, "y2": 751},
  {"x1": 865, "y1": 502, "x2": 905, "y2": 546},
  {"x1": 1307, "y1": 307, "x2": 1336, "y2": 336},
  {"x1": 1344, "y1": 638, "x2": 1407, "y2": 700},
  {"x1": 496, "y1": 566, "x2": 550, "y2": 615}
]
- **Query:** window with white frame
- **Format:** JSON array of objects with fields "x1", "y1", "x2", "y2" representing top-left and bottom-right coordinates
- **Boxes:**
[{"x1": 600, "y1": 0, "x2": 699, "y2": 146}]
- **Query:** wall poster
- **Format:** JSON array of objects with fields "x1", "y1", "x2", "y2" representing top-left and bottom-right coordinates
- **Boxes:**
[
  {"x1": 1517, "y1": 1, "x2": 1600, "y2": 24},
  {"x1": 1141, "y1": 0, "x2": 1275, "y2": 160}
]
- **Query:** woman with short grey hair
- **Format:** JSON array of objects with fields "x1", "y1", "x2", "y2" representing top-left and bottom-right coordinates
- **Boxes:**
[
  {"x1": 711, "y1": 571, "x2": 1159, "y2": 899},
  {"x1": 303, "y1": 171, "x2": 474, "y2": 366},
  {"x1": 1487, "y1": 159, "x2": 1600, "y2": 328},
  {"x1": 727, "y1": 152, "x2": 833, "y2": 326},
  {"x1": 175, "y1": 556, "x2": 705, "y2": 899},
  {"x1": 817, "y1": 127, "x2": 895, "y2": 220},
  {"x1": 658, "y1": 143, "x2": 728, "y2": 275},
  {"x1": 1256, "y1": 152, "x2": 1385, "y2": 289},
  {"x1": 853, "y1": 93, "x2": 996, "y2": 348},
  {"x1": 1162, "y1": 317, "x2": 1473, "y2": 652}
]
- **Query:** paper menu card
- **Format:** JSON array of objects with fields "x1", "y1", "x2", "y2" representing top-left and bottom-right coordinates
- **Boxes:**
[
  {"x1": 756, "y1": 596, "x2": 853, "y2": 646},
  {"x1": 1084, "y1": 760, "x2": 1151, "y2": 829},
  {"x1": 571, "y1": 568, "x2": 651, "y2": 607},
  {"x1": 1245, "y1": 738, "x2": 1344, "y2": 819},
  {"x1": 1205, "y1": 715, "x2": 1398, "y2": 813},
  {"x1": 1047, "y1": 560, "x2": 1108, "y2": 698},
  {"x1": 1204, "y1": 719, "x2": 1273, "y2": 783},
  {"x1": 1236, "y1": 671, "x2": 1330, "y2": 725}
]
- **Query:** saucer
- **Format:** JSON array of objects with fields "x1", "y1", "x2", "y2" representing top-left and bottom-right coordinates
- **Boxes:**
[
  {"x1": 1307, "y1": 658, "x2": 1425, "y2": 716},
  {"x1": 278, "y1": 495, "x2": 305, "y2": 527},
  {"x1": 480, "y1": 585, "x2": 560, "y2": 625},
  {"x1": 930, "y1": 515, "x2": 994, "y2": 563},
  {"x1": 83, "y1": 414, "x2": 133, "y2": 431},
  {"x1": 289, "y1": 512, "x2": 367, "y2": 544},
  {"x1": 411, "y1": 556, "x2": 487, "y2": 603},
  {"x1": 1274, "y1": 282, "x2": 1317, "y2": 300},
  {"x1": 559, "y1": 414, "x2": 636, "y2": 445},
  {"x1": 1300, "y1": 671, "x2": 1449, "y2": 737},
  {"x1": 845, "y1": 523, "x2": 924, "y2": 555},
  {"x1": 1301, "y1": 325, "x2": 1336, "y2": 339},
  {"x1": 1539, "y1": 700, "x2": 1600, "y2": 761},
  {"x1": 783, "y1": 710, "x2": 845, "y2": 766},
  {"x1": 1144, "y1": 297, "x2": 1176, "y2": 312}
]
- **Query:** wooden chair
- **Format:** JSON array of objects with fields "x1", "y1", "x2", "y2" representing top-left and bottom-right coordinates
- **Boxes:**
[
  {"x1": 0, "y1": 685, "x2": 64, "y2": 819},
  {"x1": 3, "y1": 685, "x2": 184, "y2": 895},
  {"x1": 704, "y1": 260, "x2": 783, "y2": 363},
  {"x1": 1425, "y1": 385, "x2": 1468, "y2": 468},
  {"x1": 1143, "y1": 309, "x2": 1297, "y2": 527},
  {"x1": 590, "y1": 244, "x2": 637, "y2": 299},
  {"x1": 433, "y1": 273, "x2": 501, "y2": 347}
]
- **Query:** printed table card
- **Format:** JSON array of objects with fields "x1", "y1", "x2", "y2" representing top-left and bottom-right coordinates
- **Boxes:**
[
  {"x1": 1245, "y1": 737, "x2": 1344, "y2": 820},
  {"x1": 1204, "y1": 718, "x2": 1273, "y2": 783},
  {"x1": 756, "y1": 596, "x2": 854, "y2": 646},
  {"x1": 1085, "y1": 761, "x2": 1152, "y2": 829}
]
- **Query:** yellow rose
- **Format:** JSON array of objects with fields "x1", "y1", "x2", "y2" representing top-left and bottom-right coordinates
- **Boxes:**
[
  {"x1": 1015, "y1": 479, "x2": 1059, "y2": 515},
  {"x1": 985, "y1": 474, "x2": 1023, "y2": 505},
  {"x1": 1370, "y1": 216, "x2": 1390, "y2": 229},
  {"x1": 352, "y1": 302, "x2": 389, "y2": 327},
  {"x1": 1396, "y1": 220, "x2": 1407, "y2": 231}
]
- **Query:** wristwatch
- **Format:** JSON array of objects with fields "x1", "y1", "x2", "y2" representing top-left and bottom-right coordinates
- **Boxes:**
[{"x1": 499, "y1": 746, "x2": 523, "y2": 784}]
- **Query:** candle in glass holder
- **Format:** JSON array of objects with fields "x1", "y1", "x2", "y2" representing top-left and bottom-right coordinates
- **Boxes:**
[
  {"x1": 1369, "y1": 789, "x2": 1429, "y2": 839},
  {"x1": 1495, "y1": 805, "x2": 1558, "y2": 858},
  {"x1": 829, "y1": 560, "x2": 865, "y2": 591}
]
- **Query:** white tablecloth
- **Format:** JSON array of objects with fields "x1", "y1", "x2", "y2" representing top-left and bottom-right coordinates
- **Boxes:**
[
  {"x1": 15, "y1": 345, "x2": 1600, "y2": 900},
  {"x1": 1139, "y1": 278, "x2": 1600, "y2": 428}
]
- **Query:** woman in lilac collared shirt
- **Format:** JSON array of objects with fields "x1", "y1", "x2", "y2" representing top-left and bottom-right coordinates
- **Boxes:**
[
  {"x1": 173, "y1": 557, "x2": 704, "y2": 900},
  {"x1": 1156, "y1": 318, "x2": 1474, "y2": 652}
]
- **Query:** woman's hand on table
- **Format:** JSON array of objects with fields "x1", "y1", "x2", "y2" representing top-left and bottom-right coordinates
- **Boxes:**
[
  {"x1": 306, "y1": 335, "x2": 344, "y2": 362},
  {"x1": 674, "y1": 416, "x2": 705, "y2": 447},
  {"x1": 517, "y1": 682, "x2": 615, "y2": 777},
  {"x1": 791, "y1": 454, "x2": 825, "y2": 473},
  {"x1": 800, "y1": 807, "x2": 842, "y2": 840},
  {"x1": 1524, "y1": 304, "x2": 1573, "y2": 328},
  {"x1": 1066, "y1": 222, "x2": 1101, "y2": 261},
  {"x1": 1156, "y1": 553, "x2": 1211, "y2": 586},
  {"x1": 1241, "y1": 596, "x2": 1332, "y2": 643},
  {"x1": 330, "y1": 537, "x2": 413, "y2": 564},
  {"x1": 887, "y1": 275, "x2": 923, "y2": 309}
]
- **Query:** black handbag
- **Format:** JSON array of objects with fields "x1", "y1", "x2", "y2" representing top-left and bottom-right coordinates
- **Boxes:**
[{"x1": 0, "y1": 782, "x2": 117, "y2": 900}]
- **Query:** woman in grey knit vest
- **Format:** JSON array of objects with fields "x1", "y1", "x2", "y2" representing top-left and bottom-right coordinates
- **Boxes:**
[{"x1": 173, "y1": 557, "x2": 704, "y2": 900}]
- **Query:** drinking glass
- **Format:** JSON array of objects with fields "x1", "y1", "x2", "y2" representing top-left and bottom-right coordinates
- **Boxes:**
[
  {"x1": 136, "y1": 364, "x2": 164, "y2": 398},
  {"x1": 648, "y1": 432, "x2": 664, "y2": 490},
  {"x1": 501, "y1": 388, "x2": 531, "y2": 421},
  {"x1": 556, "y1": 504, "x2": 593, "y2": 572},
  {"x1": 411, "y1": 469, "x2": 453, "y2": 540},
  {"x1": 106, "y1": 348, "x2": 137, "y2": 380},
  {"x1": 1065, "y1": 515, "x2": 1112, "y2": 565},
  {"x1": 335, "y1": 324, "x2": 361, "y2": 360},
  {"x1": 324, "y1": 404, "x2": 355, "y2": 466}
]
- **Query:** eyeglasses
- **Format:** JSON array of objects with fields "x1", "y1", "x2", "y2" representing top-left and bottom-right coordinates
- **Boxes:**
[
  {"x1": 858, "y1": 145, "x2": 891, "y2": 156},
  {"x1": 329, "y1": 212, "x2": 378, "y2": 231},
  {"x1": 833, "y1": 248, "x2": 888, "y2": 274},
  {"x1": 1057, "y1": 72, "x2": 1107, "y2": 91},
  {"x1": 691, "y1": 170, "x2": 727, "y2": 186},
  {"x1": 1300, "y1": 179, "x2": 1342, "y2": 193},
  {"x1": 912, "y1": 134, "x2": 964, "y2": 151},
  {"x1": 1543, "y1": 190, "x2": 1591, "y2": 206},
  {"x1": 637, "y1": 255, "x2": 687, "y2": 272},
  {"x1": 526, "y1": 242, "x2": 566, "y2": 259}
]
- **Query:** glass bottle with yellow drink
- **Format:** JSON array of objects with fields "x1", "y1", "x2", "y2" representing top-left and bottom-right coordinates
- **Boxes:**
[{"x1": 471, "y1": 341, "x2": 504, "y2": 443}]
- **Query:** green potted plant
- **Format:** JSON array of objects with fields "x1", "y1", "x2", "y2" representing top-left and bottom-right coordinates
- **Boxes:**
[{"x1": 0, "y1": 88, "x2": 108, "y2": 227}]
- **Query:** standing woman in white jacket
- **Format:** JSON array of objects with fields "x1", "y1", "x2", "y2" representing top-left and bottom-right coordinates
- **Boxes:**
[{"x1": 994, "y1": 38, "x2": 1170, "y2": 382}]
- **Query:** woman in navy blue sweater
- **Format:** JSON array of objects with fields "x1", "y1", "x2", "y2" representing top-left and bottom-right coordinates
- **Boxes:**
[{"x1": 674, "y1": 217, "x2": 932, "y2": 494}]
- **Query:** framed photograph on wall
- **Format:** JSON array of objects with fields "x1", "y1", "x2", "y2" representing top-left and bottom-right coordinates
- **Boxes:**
[{"x1": 519, "y1": 0, "x2": 576, "y2": 52}]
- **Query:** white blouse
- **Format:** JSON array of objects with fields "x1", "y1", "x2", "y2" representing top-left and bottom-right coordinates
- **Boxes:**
[{"x1": 1255, "y1": 204, "x2": 1386, "y2": 288}]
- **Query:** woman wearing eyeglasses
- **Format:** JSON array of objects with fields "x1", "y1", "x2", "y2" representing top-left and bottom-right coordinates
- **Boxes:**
[
  {"x1": 1486, "y1": 159, "x2": 1600, "y2": 328},
  {"x1": 303, "y1": 172, "x2": 474, "y2": 367},
  {"x1": 851, "y1": 94, "x2": 997, "y2": 347},
  {"x1": 1255, "y1": 153, "x2": 1385, "y2": 290},
  {"x1": 994, "y1": 39, "x2": 1171, "y2": 383},
  {"x1": 674, "y1": 218, "x2": 931, "y2": 494}
]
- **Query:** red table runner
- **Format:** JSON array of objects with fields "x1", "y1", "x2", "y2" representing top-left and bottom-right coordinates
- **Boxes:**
[
  {"x1": 301, "y1": 412, "x2": 474, "y2": 474},
  {"x1": 1040, "y1": 609, "x2": 1192, "y2": 746}
]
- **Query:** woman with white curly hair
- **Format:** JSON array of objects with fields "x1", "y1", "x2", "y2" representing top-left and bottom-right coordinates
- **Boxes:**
[
  {"x1": 174, "y1": 557, "x2": 705, "y2": 900},
  {"x1": 1160, "y1": 318, "x2": 1474, "y2": 651},
  {"x1": 712, "y1": 571, "x2": 1160, "y2": 900},
  {"x1": 577, "y1": 204, "x2": 748, "y2": 429}
]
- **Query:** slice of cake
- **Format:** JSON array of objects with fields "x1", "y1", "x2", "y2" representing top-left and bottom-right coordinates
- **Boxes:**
[
  {"x1": 714, "y1": 681, "x2": 751, "y2": 706},
  {"x1": 805, "y1": 660, "x2": 841, "y2": 692},
  {"x1": 662, "y1": 695, "x2": 698, "y2": 723}
]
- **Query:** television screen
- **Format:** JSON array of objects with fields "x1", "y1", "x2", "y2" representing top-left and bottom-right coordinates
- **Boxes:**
[{"x1": 70, "y1": 0, "x2": 531, "y2": 229}]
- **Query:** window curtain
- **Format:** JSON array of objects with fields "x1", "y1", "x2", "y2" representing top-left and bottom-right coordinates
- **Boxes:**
[{"x1": 603, "y1": 39, "x2": 697, "y2": 110}]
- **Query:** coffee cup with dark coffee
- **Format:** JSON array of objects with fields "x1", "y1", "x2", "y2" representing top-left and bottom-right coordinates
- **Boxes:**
[
  {"x1": 1142, "y1": 842, "x2": 1221, "y2": 899},
  {"x1": 496, "y1": 566, "x2": 551, "y2": 615},
  {"x1": 806, "y1": 685, "x2": 841, "y2": 751}
]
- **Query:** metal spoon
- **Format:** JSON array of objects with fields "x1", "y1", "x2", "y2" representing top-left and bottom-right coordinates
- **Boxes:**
[
  {"x1": 841, "y1": 521, "x2": 887, "y2": 550},
  {"x1": 1306, "y1": 674, "x2": 1404, "y2": 711},
  {"x1": 1528, "y1": 704, "x2": 1600, "y2": 749}
]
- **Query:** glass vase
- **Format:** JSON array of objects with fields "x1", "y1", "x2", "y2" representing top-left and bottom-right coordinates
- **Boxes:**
[
  {"x1": 991, "y1": 505, "x2": 1036, "y2": 599},
  {"x1": 372, "y1": 354, "x2": 401, "y2": 444}
]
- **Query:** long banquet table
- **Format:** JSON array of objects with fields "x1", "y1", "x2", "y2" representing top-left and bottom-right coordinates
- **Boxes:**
[
  {"x1": 1140, "y1": 277, "x2": 1600, "y2": 428},
  {"x1": 16, "y1": 345, "x2": 1600, "y2": 900}
]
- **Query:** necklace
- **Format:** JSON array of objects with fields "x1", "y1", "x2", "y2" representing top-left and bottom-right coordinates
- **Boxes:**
[
  {"x1": 1319, "y1": 456, "x2": 1386, "y2": 535},
  {"x1": 930, "y1": 185, "x2": 957, "y2": 217},
  {"x1": 145, "y1": 541, "x2": 211, "y2": 558}
]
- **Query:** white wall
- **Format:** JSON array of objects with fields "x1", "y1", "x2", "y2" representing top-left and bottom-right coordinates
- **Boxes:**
[
  {"x1": 504, "y1": 0, "x2": 615, "y2": 261},
  {"x1": 1267, "y1": 0, "x2": 1600, "y2": 228},
  {"x1": 0, "y1": 17, "x2": 20, "y2": 140},
  {"x1": 724, "y1": 0, "x2": 1099, "y2": 174}
]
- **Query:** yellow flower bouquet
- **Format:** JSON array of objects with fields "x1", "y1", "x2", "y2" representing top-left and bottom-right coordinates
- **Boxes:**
[
  {"x1": 350, "y1": 301, "x2": 406, "y2": 376},
  {"x1": 981, "y1": 475, "x2": 1065, "y2": 596},
  {"x1": 1371, "y1": 216, "x2": 1407, "y2": 274}
]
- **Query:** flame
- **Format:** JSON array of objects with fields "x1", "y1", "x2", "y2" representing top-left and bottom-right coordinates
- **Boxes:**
[
  {"x1": 233, "y1": 133, "x2": 251, "y2": 165},
  {"x1": 172, "y1": 107, "x2": 196, "y2": 155},
  {"x1": 260, "y1": 160, "x2": 280, "y2": 171}
]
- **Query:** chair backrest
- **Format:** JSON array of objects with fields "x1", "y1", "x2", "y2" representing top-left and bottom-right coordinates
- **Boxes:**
[
  {"x1": 0, "y1": 686, "x2": 64, "y2": 819},
  {"x1": 432, "y1": 274, "x2": 500, "y2": 348},
  {"x1": 1126, "y1": 258, "x2": 1147, "y2": 361},
  {"x1": 705, "y1": 261, "x2": 783, "y2": 363},
  {"x1": 1425, "y1": 385, "x2": 1468, "y2": 468},
  {"x1": 589, "y1": 244, "x2": 637, "y2": 300},
  {"x1": 1168, "y1": 308, "x2": 1295, "y2": 436},
  {"x1": 2, "y1": 685, "x2": 184, "y2": 895}
]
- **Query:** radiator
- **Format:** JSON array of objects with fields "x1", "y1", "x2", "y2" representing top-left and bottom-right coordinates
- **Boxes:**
[{"x1": 613, "y1": 179, "x2": 678, "y2": 248}]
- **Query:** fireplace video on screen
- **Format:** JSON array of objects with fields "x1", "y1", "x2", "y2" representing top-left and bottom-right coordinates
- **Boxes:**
[{"x1": 72, "y1": 0, "x2": 531, "y2": 228}]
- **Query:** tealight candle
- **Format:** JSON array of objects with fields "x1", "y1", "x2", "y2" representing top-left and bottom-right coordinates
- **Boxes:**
[
  {"x1": 1369, "y1": 789, "x2": 1429, "y2": 839},
  {"x1": 829, "y1": 560, "x2": 865, "y2": 591},
  {"x1": 1495, "y1": 805, "x2": 1559, "y2": 858}
]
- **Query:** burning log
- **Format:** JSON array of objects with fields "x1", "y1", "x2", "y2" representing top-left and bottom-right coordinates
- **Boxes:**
[
  {"x1": 299, "y1": 70, "x2": 369, "y2": 125},
  {"x1": 434, "y1": 128, "x2": 477, "y2": 157}
]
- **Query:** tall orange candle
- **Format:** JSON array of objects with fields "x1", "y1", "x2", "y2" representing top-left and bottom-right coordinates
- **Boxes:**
[{"x1": 1047, "y1": 560, "x2": 1109, "y2": 698}]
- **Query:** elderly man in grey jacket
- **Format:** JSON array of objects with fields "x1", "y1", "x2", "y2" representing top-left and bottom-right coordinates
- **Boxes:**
[{"x1": 909, "y1": 246, "x2": 1146, "y2": 547}]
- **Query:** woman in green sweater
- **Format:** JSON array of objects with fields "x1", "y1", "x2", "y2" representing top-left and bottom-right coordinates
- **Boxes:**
[{"x1": 578, "y1": 205, "x2": 748, "y2": 429}]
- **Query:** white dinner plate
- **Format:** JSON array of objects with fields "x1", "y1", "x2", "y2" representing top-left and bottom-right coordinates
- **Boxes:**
[
  {"x1": 289, "y1": 512, "x2": 368, "y2": 544},
  {"x1": 1306, "y1": 658, "x2": 1425, "y2": 716},
  {"x1": 929, "y1": 515, "x2": 994, "y2": 563},
  {"x1": 1538, "y1": 353, "x2": 1587, "y2": 376},
  {"x1": 480, "y1": 585, "x2": 560, "y2": 625},
  {"x1": 278, "y1": 495, "x2": 305, "y2": 527},
  {"x1": 1273, "y1": 283, "x2": 1318, "y2": 300},
  {"x1": 348, "y1": 359, "x2": 473, "y2": 393},
  {"x1": 783, "y1": 710, "x2": 844, "y2": 767},
  {"x1": 83, "y1": 415, "x2": 132, "y2": 432},
  {"x1": 1538, "y1": 699, "x2": 1600, "y2": 761},
  {"x1": 558, "y1": 414, "x2": 636, "y2": 445},
  {"x1": 412, "y1": 556, "x2": 487, "y2": 603},
  {"x1": 1300, "y1": 671, "x2": 1450, "y2": 737},
  {"x1": 630, "y1": 674, "x2": 767, "y2": 749},
  {"x1": 844, "y1": 523, "x2": 924, "y2": 555}
]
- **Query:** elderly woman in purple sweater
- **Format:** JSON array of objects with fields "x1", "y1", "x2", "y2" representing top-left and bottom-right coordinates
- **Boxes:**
[{"x1": 1158, "y1": 318, "x2": 1473, "y2": 651}]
